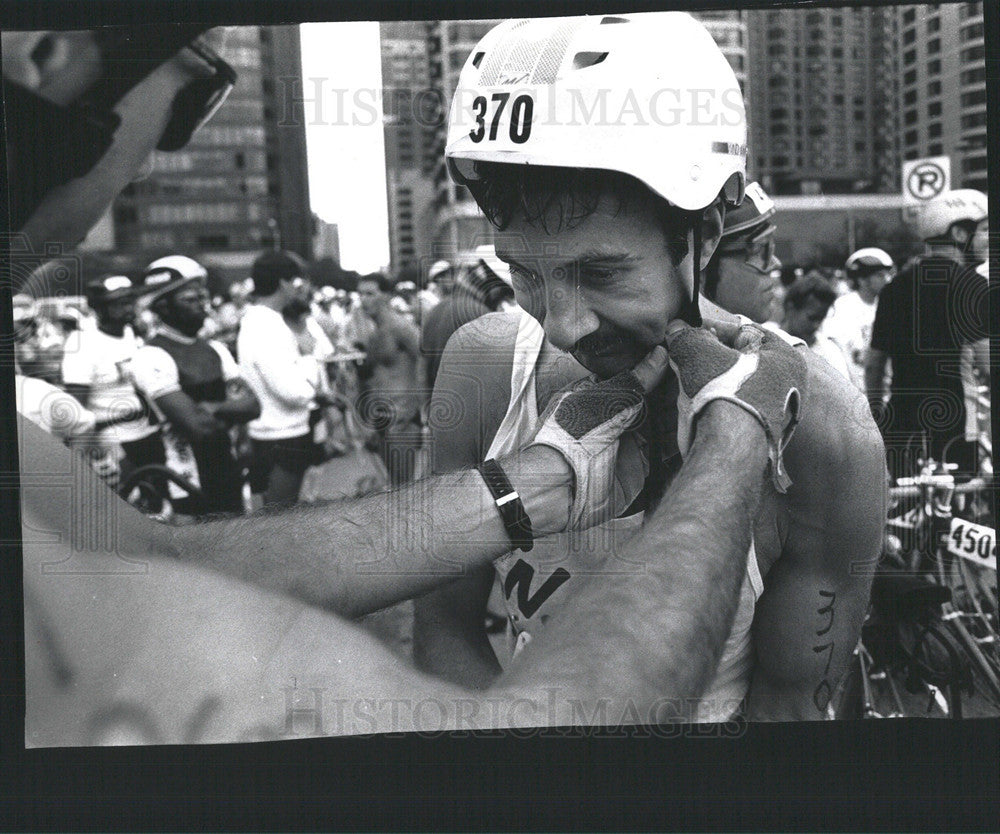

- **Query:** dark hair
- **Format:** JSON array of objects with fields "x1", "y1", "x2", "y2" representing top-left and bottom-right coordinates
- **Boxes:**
[
  {"x1": 252, "y1": 250, "x2": 306, "y2": 297},
  {"x1": 465, "y1": 162, "x2": 699, "y2": 266},
  {"x1": 784, "y1": 273, "x2": 837, "y2": 310},
  {"x1": 357, "y1": 272, "x2": 394, "y2": 294}
]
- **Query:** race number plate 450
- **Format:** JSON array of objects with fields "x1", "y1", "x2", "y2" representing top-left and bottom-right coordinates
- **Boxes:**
[{"x1": 947, "y1": 518, "x2": 997, "y2": 570}]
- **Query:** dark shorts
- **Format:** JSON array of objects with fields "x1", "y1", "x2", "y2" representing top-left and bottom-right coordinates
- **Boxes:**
[{"x1": 248, "y1": 433, "x2": 316, "y2": 494}]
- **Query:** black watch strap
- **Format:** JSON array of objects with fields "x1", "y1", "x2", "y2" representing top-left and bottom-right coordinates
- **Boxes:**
[{"x1": 477, "y1": 458, "x2": 534, "y2": 553}]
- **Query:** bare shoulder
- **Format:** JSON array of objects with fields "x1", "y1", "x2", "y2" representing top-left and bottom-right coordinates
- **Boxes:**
[
  {"x1": 784, "y1": 349, "x2": 887, "y2": 535},
  {"x1": 431, "y1": 312, "x2": 522, "y2": 469}
]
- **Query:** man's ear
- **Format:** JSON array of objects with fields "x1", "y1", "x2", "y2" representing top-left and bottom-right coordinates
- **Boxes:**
[
  {"x1": 699, "y1": 199, "x2": 725, "y2": 265},
  {"x1": 950, "y1": 223, "x2": 971, "y2": 247}
]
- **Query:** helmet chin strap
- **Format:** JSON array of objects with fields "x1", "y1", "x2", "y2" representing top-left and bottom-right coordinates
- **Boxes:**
[{"x1": 683, "y1": 213, "x2": 703, "y2": 327}]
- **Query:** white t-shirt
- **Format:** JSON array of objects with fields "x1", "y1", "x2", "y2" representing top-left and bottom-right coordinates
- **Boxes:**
[
  {"x1": 810, "y1": 334, "x2": 853, "y2": 382},
  {"x1": 60, "y1": 325, "x2": 156, "y2": 444},
  {"x1": 237, "y1": 304, "x2": 321, "y2": 440},
  {"x1": 821, "y1": 291, "x2": 877, "y2": 390},
  {"x1": 15, "y1": 373, "x2": 96, "y2": 439}
]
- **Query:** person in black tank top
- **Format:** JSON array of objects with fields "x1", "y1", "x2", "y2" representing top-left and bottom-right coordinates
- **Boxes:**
[{"x1": 133, "y1": 257, "x2": 261, "y2": 517}]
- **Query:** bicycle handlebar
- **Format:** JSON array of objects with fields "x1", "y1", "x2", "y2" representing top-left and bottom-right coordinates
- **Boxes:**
[{"x1": 889, "y1": 476, "x2": 992, "y2": 500}]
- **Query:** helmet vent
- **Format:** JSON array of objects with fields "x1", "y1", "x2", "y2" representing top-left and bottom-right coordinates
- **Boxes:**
[
  {"x1": 472, "y1": 51, "x2": 485, "y2": 68},
  {"x1": 572, "y1": 51, "x2": 608, "y2": 70},
  {"x1": 479, "y1": 18, "x2": 584, "y2": 85},
  {"x1": 600, "y1": 16, "x2": 629, "y2": 24}
]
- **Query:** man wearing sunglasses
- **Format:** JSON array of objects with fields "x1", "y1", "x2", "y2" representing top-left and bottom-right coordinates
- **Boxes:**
[{"x1": 702, "y1": 181, "x2": 783, "y2": 325}]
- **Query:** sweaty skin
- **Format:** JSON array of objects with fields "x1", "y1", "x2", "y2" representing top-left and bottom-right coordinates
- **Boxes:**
[
  {"x1": 20, "y1": 390, "x2": 772, "y2": 744},
  {"x1": 415, "y1": 197, "x2": 886, "y2": 720}
]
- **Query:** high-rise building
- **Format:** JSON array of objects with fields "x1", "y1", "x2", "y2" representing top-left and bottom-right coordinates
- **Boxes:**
[
  {"x1": 424, "y1": 19, "x2": 501, "y2": 260},
  {"x1": 111, "y1": 26, "x2": 312, "y2": 259},
  {"x1": 897, "y1": 2, "x2": 987, "y2": 192},
  {"x1": 746, "y1": 6, "x2": 900, "y2": 195},
  {"x1": 380, "y1": 21, "x2": 437, "y2": 275}
]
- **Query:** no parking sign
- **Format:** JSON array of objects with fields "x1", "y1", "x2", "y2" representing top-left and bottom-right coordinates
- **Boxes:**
[{"x1": 902, "y1": 155, "x2": 951, "y2": 205}]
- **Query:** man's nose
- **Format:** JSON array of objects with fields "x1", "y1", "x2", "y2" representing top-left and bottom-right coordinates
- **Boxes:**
[{"x1": 542, "y1": 283, "x2": 598, "y2": 352}]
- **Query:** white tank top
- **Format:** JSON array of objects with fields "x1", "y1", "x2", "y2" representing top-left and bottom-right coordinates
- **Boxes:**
[{"x1": 486, "y1": 310, "x2": 765, "y2": 723}]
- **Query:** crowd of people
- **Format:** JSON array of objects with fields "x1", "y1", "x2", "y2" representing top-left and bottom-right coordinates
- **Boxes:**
[
  {"x1": 13, "y1": 244, "x2": 519, "y2": 517},
  {"x1": 3, "y1": 12, "x2": 992, "y2": 746}
]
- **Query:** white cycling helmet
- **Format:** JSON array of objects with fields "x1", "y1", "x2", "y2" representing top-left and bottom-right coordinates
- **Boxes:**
[
  {"x1": 910, "y1": 189, "x2": 988, "y2": 242},
  {"x1": 845, "y1": 247, "x2": 894, "y2": 276},
  {"x1": 445, "y1": 12, "x2": 747, "y2": 212},
  {"x1": 142, "y1": 255, "x2": 209, "y2": 302}
]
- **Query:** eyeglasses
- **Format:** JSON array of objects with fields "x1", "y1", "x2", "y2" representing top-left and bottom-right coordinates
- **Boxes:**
[
  {"x1": 717, "y1": 226, "x2": 779, "y2": 276},
  {"x1": 157, "y1": 40, "x2": 236, "y2": 151}
]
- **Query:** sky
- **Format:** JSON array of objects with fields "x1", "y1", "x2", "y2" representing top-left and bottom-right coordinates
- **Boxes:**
[{"x1": 299, "y1": 22, "x2": 391, "y2": 274}]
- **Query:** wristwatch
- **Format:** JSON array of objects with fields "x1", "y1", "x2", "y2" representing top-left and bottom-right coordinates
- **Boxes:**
[{"x1": 477, "y1": 458, "x2": 534, "y2": 552}]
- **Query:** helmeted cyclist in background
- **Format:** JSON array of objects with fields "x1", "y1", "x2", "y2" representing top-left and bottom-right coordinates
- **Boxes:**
[
  {"x1": 701, "y1": 181, "x2": 783, "y2": 325},
  {"x1": 822, "y1": 248, "x2": 893, "y2": 391},
  {"x1": 62, "y1": 274, "x2": 161, "y2": 490},
  {"x1": 866, "y1": 190, "x2": 990, "y2": 479},
  {"x1": 414, "y1": 11, "x2": 886, "y2": 722},
  {"x1": 130, "y1": 255, "x2": 260, "y2": 517}
]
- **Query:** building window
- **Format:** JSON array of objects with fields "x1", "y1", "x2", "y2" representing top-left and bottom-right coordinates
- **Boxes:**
[
  {"x1": 903, "y1": 89, "x2": 917, "y2": 106},
  {"x1": 903, "y1": 129, "x2": 918, "y2": 146},
  {"x1": 961, "y1": 67, "x2": 986, "y2": 85},
  {"x1": 904, "y1": 109, "x2": 918, "y2": 126},
  {"x1": 961, "y1": 22, "x2": 984, "y2": 42},
  {"x1": 902, "y1": 27, "x2": 916, "y2": 45},
  {"x1": 903, "y1": 48, "x2": 916, "y2": 65},
  {"x1": 768, "y1": 42, "x2": 786, "y2": 56},
  {"x1": 962, "y1": 155, "x2": 988, "y2": 173},
  {"x1": 927, "y1": 101, "x2": 941, "y2": 117},
  {"x1": 927, "y1": 80, "x2": 941, "y2": 97},
  {"x1": 961, "y1": 45, "x2": 984, "y2": 62},
  {"x1": 927, "y1": 17, "x2": 941, "y2": 33},
  {"x1": 854, "y1": 140, "x2": 866, "y2": 152},
  {"x1": 772, "y1": 155, "x2": 789, "y2": 167},
  {"x1": 903, "y1": 69, "x2": 917, "y2": 85},
  {"x1": 767, "y1": 26, "x2": 785, "y2": 39},
  {"x1": 961, "y1": 111, "x2": 987, "y2": 129},
  {"x1": 927, "y1": 59, "x2": 941, "y2": 75},
  {"x1": 961, "y1": 89, "x2": 986, "y2": 107},
  {"x1": 928, "y1": 143, "x2": 943, "y2": 155},
  {"x1": 902, "y1": 8, "x2": 916, "y2": 24},
  {"x1": 928, "y1": 122, "x2": 942, "y2": 138},
  {"x1": 960, "y1": 2, "x2": 982, "y2": 20},
  {"x1": 831, "y1": 47, "x2": 843, "y2": 59},
  {"x1": 927, "y1": 38, "x2": 940, "y2": 55}
]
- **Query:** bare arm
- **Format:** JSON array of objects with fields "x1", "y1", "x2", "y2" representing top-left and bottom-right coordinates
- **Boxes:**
[
  {"x1": 202, "y1": 378, "x2": 261, "y2": 425},
  {"x1": 154, "y1": 390, "x2": 230, "y2": 444},
  {"x1": 864, "y1": 348, "x2": 889, "y2": 410},
  {"x1": 171, "y1": 443, "x2": 571, "y2": 620},
  {"x1": 746, "y1": 365, "x2": 885, "y2": 721}
]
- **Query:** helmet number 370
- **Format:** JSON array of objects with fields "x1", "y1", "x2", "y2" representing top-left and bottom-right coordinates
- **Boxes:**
[{"x1": 469, "y1": 93, "x2": 534, "y2": 144}]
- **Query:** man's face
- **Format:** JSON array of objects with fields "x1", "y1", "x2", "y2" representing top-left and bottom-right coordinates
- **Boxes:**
[
  {"x1": 164, "y1": 284, "x2": 208, "y2": 331},
  {"x1": 713, "y1": 234, "x2": 782, "y2": 324},
  {"x1": 97, "y1": 296, "x2": 136, "y2": 329},
  {"x1": 972, "y1": 217, "x2": 989, "y2": 263},
  {"x1": 496, "y1": 193, "x2": 699, "y2": 379},
  {"x1": 357, "y1": 281, "x2": 382, "y2": 316},
  {"x1": 859, "y1": 268, "x2": 890, "y2": 298},
  {"x1": 783, "y1": 296, "x2": 830, "y2": 345}
]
